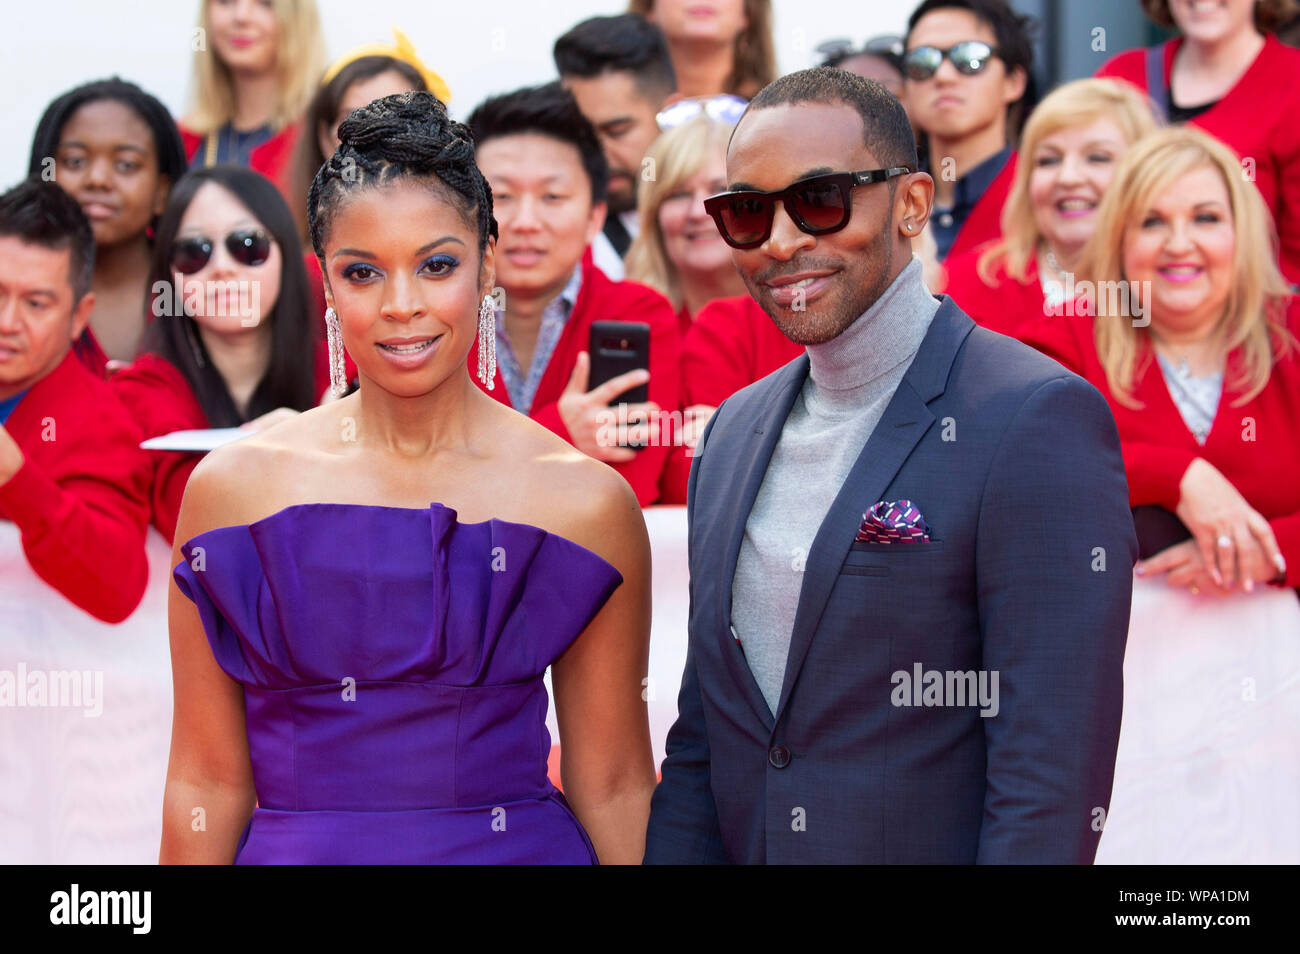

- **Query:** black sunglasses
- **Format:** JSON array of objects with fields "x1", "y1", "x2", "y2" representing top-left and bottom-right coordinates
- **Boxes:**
[
  {"x1": 902, "y1": 41, "x2": 1001, "y2": 81},
  {"x1": 702, "y1": 167, "x2": 912, "y2": 250},
  {"x1": 171, "y1": 228, "x2": 272, "y2": 275}
]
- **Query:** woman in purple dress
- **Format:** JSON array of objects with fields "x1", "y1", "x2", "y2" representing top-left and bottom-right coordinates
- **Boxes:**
[{"x1": 160, "y1": 92, "x2": 656, "y2": 864}]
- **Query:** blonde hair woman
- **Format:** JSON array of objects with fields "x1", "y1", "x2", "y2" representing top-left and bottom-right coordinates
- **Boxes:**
[
  {"x1": 942, "y1": 78, "x2": 1160, "y2": 336},
  {"x1": 626, "y1": 115, "x2": 746, "y2": 331},
  {"x1": 179, "y1": 0, "x2": 325, "y2": 189},
  {"x1": 1019, "y1": 125, "x2": 1300, "y2": 863},
  {"x1": 629, "y1": 0, "x2": 775, "y2": 98}
]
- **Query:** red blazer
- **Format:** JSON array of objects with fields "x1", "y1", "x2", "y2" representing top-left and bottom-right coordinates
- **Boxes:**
[
  {"x1": 466, "y1": 249, "x2": 682, "y2": 506},
  {"x1": 1097, "y1": 35, "x2": 1300, "y2": 285},
  {"x1": 178, "y1": 121, "x2": 300, "y2": 191},
  {"x1": 1017, "y1": 304, "x2": 1300, "y2": 587},
  {"x1": 72, "y1": 326, "x2": 111, "y2": 379},
  {"x1": 109, "y1": 353, "x2": 209, "y2": 545},
  {"x1": 944, "y1": 152, "x2": 1018, "y2": 263},
  {"x1": 0, "y1": 350, "x2": 152, "y2": 622},
  {"x1": 942, "y1": 244, "x2": 1047, "y2": 338}
]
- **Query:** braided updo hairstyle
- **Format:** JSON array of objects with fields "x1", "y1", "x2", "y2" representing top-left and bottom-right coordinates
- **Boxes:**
[{"x1": 307, "y1": 90, "x2": 497, "y2": 260}]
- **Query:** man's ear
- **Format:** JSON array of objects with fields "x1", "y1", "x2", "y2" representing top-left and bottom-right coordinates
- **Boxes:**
[
  {"x1": 586, "y1": 199, "x2": 608, "y2": 246},
  {"x1": 1003, "y1": 65, "x2": 1028, "y2": 107},
  {"x1": 69, "y1": 290, "x2": 95, "y2": 342},
  {"x1": 897, "y1": 171, "x2": 935, "y2": 238}
]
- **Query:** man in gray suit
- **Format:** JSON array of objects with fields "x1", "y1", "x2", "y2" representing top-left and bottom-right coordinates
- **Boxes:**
[{"x1": 644, "y1": 68, "x2": 1136, "y2": 864}]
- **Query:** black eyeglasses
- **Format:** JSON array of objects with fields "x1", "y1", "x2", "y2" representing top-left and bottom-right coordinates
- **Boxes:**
[
  {"x1": 702, "y1": 168, "x2": 912, "y2": 250},
  {"x1": 902, "y1": 41, "x2": 1002, "y2": 81},
  {"x1": 170, "y1": 228, "x2": 272, "y2": 274}
]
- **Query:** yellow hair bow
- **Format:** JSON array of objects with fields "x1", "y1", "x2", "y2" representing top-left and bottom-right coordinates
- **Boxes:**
[{"x1": 320, "y1": 27, "x2": 451, "y2": 105}]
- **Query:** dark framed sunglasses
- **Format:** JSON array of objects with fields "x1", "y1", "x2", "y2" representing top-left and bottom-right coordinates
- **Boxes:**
[
  {"x1": 902, "y1": 41, "x2": 1001, "y2": 81},
  {"x1": 702, "y1": 167, "x2": 912, "y2": 250},
  {"x1": 170, "y1": 228, "x2": 272, "y2": 274}
]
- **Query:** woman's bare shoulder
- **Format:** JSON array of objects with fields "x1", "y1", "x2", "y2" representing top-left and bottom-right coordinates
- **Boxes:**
[
  {"x1": 180, "y1": 406, "x2": 337, "y2": 532},
  {"x1": 505, "y1": 418, "x2": 646, "y2": 565}
]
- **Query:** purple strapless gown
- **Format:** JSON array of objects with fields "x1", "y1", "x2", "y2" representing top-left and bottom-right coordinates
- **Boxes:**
[{"x1": 172, "y1": 502, "x2": 623, "y2": 864}]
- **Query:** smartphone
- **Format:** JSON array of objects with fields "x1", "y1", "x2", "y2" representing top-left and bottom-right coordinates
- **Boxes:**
[{"x1": 588, "y1": 321, "x2": 650, "y2": 406}]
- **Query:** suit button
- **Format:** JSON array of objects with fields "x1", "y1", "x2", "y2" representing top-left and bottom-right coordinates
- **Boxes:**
[{"x1": 768, "y1": 745, "x2": 791, "y2": 769}]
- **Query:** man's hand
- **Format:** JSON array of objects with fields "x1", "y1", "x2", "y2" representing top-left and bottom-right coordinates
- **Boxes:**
[
  {"x1": 0, "y1": 424, "x2": 25, "y2": 486},
  {"x1": 557, "y1": 351, "x2": 659, "y2": 464}
]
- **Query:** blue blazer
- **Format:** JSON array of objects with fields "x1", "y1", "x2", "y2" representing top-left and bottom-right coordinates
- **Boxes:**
[{"x1": 644, "y1": 298, "x2": 1136, "y2": 864}]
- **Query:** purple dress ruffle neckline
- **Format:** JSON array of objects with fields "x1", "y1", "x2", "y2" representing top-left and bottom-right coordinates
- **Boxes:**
[{"x1": 172, "y1": 502, "x2": 623, "y2": 864}]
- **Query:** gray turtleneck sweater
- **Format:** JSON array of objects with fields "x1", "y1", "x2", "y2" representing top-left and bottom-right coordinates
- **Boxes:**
[{"x1": 730, "y1": 257, "x2": 939, "y2": 714}]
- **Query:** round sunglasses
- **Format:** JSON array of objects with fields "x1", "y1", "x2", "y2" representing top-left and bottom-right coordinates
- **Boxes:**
[
  {"x1": 902, "y1": 41, "x2": 1001, "y2": 81},
  {"x1": 170, "y1": 228, "x2": 272, "y2": 275},
  {"x1": 702, "y1": 167, "x2": 913, "y2": 250}
]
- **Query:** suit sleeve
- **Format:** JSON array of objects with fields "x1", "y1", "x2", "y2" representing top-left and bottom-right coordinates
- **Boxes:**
[
  {"x1": 0, "y1": 416, "x2": 151, "y2": 624},
  {"x1": 974, "y1": 374, "x2": 1136, "y2": 863},
  {"x1": 644, "y1": 404, "x2": 730, "y2": 864}
]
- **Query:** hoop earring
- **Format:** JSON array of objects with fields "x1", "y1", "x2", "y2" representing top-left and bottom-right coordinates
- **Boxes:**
[
  {"x1": 325, "y1": 307, "x2": 347, "y2": 397},
  {"x1": 477, "y1": 294, "x2": 497, "y2": 390}
]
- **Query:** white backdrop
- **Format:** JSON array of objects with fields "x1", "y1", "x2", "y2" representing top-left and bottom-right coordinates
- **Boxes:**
[{"x1": 0, "y1": 0, "x2": 908, "y2": 187}]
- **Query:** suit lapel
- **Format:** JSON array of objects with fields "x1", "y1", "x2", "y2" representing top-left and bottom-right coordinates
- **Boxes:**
[
  {"x1": 716, "y1": 354, "x2": 809, "y2": 729},
  {"x1": 772, "y1": 300, "x2": 975, "y2": 723}
]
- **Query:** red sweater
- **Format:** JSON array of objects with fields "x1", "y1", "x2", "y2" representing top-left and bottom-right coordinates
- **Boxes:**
[
  {"x1": 944, "y1": 152, "x2": 1018, "y2": 263},
  {"x1": 0, "y1": 350, "x2": 152, "y2": 622},
  {"x1": 1017, "y1": 304, "x2": 1300, "y2": 587},
  {"x1": 467, "y1": 250, "x2": 682, "y2": 506},
  {"x1": 942, "y1": 244, "x2": 1047, "y2": 338},
  {"x1": 1097, "y1": 35, "x2": 1300, "y2": 285},
  {"x1": 178, "y1": 121, "x2": 300, "y2": 192}
]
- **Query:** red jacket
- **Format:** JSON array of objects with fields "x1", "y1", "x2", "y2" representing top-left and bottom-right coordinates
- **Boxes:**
[
  {"x1": 681, "y1": 294, "x2": 806, "y2": 408},
  {"x1": 944, "y1": 152, "x2": 1018, "y2": 263},
  {"x1": 109, "y1": 353, "x2": 209, "y2": 545},
  {"x1": 942, "y1": 244, "x2": 1047, "y2": 338},
  {"x1": 467, "y1": 250, "x2": 682, "y2": 506},
  {"x1": 0, "y1": 350, "x2": 152, "y2": 622},
  {"x1": 1097, "y1": 35, "x2": 1300, "y2": 285},
  {"x1": 655, "y1": 295, "x2": 806, "y2": 504},
  {"x1": 178, "y1": 121, "x2": 300, "y2": 192},
  {"x1": 1017, "y1": 304, "x2": 1300, "y2": 587}
]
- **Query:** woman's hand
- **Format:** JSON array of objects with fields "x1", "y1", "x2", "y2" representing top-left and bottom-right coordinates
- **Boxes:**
[
  {"x1": 1175, "y1": 458, "x2": 1285, "y2": 589},
  {"x1": 557, "y1": 352, "x2": 658, "y2": 464},
  {"x1": 1136, "y1": 539, "x2": 1232, "y2": 595},
  {"x1": 239, "y1": 407, "x2": 300, "y2": 432}
]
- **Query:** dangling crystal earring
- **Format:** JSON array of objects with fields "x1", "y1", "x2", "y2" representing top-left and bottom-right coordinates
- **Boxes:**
[
  {"x1": 325, "y1": 307, "x2": 347, "y2": 397},
  {"x1": 477, "y1": 294, "x2": 497, "y2": 390}
]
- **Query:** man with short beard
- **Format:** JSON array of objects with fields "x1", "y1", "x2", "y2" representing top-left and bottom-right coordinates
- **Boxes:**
[
  {"x1": 555, "y1": 14, "x2": 677, "y2": 280},
  {"x1": 644, "y1": 68, "x2": 1136, "y2": 864}
]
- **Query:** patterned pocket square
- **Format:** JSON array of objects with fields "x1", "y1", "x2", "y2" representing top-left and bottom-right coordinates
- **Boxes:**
[{"x1": 855, "y1": 499, "x2": 932, "y2": 544}]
